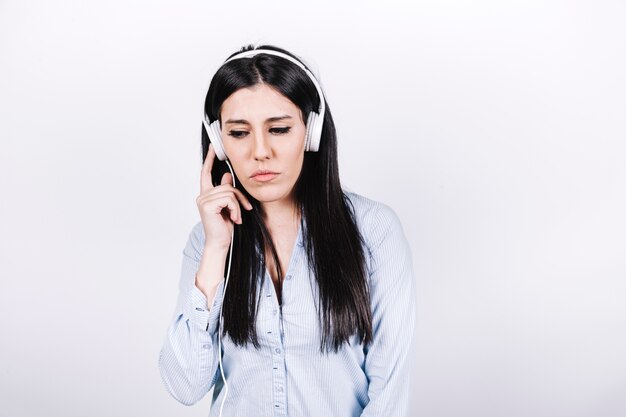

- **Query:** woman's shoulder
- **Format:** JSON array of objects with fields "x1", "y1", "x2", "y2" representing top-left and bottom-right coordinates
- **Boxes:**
[
  {"x1": 343, "y1": 188, "x2": 402, "y2": 224},
  {"x1": 342, "y1": 189, "x2": 407, "y2": 252}
]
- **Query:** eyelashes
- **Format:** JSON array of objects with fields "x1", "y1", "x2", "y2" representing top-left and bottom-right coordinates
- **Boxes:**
[{"x1": 227, "y1": 127, "x2": 291, "y2": 139}]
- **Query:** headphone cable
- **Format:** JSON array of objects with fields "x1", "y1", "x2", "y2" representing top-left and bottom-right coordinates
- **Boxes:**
[{"x1": 217, "y1": 159, "x2": 236, "y2": 417}]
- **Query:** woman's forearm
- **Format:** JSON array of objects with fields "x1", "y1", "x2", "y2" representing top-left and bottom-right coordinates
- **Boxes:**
[{"x1": 195, "y1": 244, "x2": 229, "y2": 310}]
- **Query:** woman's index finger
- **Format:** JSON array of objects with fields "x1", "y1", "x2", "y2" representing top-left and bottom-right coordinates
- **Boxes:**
[{"x1": 200, "y1": 143, "x2": 215, "y2": 193}]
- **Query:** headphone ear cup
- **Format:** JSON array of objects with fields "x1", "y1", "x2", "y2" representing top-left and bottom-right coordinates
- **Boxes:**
[
  {"x1": 305, "y1": 111, "x2": 322, "y2": 152},
  {"x1": 204, "y1": 119, "x2": 228, "y2": 161}
]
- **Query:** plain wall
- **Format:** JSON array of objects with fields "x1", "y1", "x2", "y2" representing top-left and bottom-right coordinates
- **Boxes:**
[{"x1": 1, "y1": 0, "x2": 625, "y2": 416}]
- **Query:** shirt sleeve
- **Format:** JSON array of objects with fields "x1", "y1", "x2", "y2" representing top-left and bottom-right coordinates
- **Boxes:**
[
  {"x1": 158, "y1": 221, "x2": 226, "y2": 405},
  {"x1": 361, "y1": 203, "x2": 417, "y2": 417}
]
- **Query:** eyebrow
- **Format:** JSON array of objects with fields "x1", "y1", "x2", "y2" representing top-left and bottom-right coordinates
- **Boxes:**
[{"x1": 224, "y1": 115, "x2": 293, "y2": 125}]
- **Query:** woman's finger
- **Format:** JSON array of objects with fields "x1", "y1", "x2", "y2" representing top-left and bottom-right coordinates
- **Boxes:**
[
  {"x1": 197, "y1": 190, "x2": 244, "y2": 223},
  {"x1": 200, "y1": 143, "x2": 216, "y2": 194},
  {"x1": 220, "y1": 172, "x2": 233, "y2": 186},
  {"x1": 222, "y1": 185, "x2": 253, "y2": 211},
  {"x1": 219, "y1": 194, "x2": 242, "y2": 224},
  {"x1": 216, "y1": 173, "x2": 253, "y2": 211}
]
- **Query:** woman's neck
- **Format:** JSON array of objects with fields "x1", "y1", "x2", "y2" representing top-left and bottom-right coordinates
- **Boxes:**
[{"x1": 260, "y1": 199, "x2": 301, "y2": 232}]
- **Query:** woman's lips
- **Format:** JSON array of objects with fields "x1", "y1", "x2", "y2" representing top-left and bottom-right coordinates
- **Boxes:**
[{"x1": 252, "y1": 173, "x2": 279, "y2": 182}]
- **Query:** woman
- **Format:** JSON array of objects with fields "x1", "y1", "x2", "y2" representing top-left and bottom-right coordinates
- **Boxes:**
[{"x1": 158, "y1": 44, "x2": 417, "y2": 417}]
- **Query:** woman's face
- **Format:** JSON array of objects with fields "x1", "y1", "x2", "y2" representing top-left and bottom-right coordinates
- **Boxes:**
[{"x1": 219, "y1": 83, "x2": 307, "y2": 210}]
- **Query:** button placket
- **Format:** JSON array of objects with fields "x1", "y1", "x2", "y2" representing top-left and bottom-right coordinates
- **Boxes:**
[
  {"x1": 263, "y1": 278, "x2": 281, "y2": 342},
  {"x1": 266, "y1": 220, "x2": 303, "y2": 416},
  {"x1": 279, "y1": 241, "x2": 302, "y2": 310},
  {"x1": 271, "y1": 337, "x2": 287, "y2": 415},
  {"x1": 264, "y1": 255, "x2": 288, "y2": 416}
]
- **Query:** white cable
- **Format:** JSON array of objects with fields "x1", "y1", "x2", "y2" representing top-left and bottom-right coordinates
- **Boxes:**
[{"x1": 217, "y1": 159, "x2": 236, "y2": 417}]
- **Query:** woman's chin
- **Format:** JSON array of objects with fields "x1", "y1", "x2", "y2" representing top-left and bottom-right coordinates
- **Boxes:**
[{"x1": 249, "y1": 189, "x2": 295, "y2": 206}]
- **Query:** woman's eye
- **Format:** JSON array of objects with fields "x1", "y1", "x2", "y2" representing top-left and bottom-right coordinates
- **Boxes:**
[
  {"x1": 227, "y1": 127, "x2": 290, "y2": 138},
  {"x1": 271, "y1": 127, "x2": 291, "y2": 135},
  {"x1": 228, "y1": 130, "x2": 248, "y2": 138}
]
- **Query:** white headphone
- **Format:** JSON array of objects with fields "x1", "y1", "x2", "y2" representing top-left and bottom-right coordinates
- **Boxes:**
[{"x1": 202, "y1": 48, "x2": 327, "y2": 162}]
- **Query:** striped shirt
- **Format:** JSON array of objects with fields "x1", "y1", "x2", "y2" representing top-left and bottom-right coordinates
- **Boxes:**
[{"x1": 158, "y1": 190, "x2": 417, "y2": 416}]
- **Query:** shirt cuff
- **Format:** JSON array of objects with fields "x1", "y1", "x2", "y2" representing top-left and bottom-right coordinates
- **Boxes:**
[{"x1": 184, "y1": 280, "x2": 226, "y2": 333}]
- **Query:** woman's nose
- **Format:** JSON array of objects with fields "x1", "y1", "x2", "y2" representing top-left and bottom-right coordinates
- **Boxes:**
[{"x1": 253, "y1": 130, "x2": 272, "y2": 160}]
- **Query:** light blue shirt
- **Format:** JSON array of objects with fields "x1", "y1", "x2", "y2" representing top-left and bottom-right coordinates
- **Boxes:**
[{"x1": 158, "y1": 191, "x2": 417, "y2": 416}]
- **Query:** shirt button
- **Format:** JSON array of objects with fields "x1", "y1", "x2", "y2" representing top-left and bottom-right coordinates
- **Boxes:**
[
  {"x1": 286, "y1": 275, "x2": 292, "y2": 280},
  {"x1": 275, "y1": 348, "x2": 281, "y2": 354},
  {"x1": 202, "y1": 344, "x2": 210, "y2": 349}
]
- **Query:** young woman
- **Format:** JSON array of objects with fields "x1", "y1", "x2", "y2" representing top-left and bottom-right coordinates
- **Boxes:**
[{"x1": 158, "y1": 44, "x2": 417, "y2": 417}]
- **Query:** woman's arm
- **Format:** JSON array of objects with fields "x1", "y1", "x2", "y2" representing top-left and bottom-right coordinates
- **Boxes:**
[
  {"x1": 158, "y1": 222, "x2": 226, "y2": 405},
  {"x1": 361, "y1": 203, "x2": 417, "y2": 417}
]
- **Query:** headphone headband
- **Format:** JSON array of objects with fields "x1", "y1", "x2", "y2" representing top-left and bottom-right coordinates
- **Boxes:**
[{"x1": 221, "y1": 49, "x2": 326, "y2": 120}]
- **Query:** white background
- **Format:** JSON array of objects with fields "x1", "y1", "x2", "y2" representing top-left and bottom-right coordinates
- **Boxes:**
[{"x1": 1, "y1": 1, "x2": 625, "y2": 416}]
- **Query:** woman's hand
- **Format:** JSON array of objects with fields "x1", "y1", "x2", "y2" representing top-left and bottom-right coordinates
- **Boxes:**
[{"x1": 196, "y1": 143, "x2": 253, "y2": 251}]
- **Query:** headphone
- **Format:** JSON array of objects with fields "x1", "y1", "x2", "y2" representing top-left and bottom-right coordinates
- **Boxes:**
[
  {"x1": 204, "y1": 48, "x2": 327, "y2": 417},
  {"x1": 202, "y1": 48, "x2": 327, "y2": 163}
]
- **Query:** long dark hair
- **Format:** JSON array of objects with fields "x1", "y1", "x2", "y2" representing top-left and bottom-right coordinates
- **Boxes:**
[{"x1": 202, "y1": 44, "x2": 372, "y2": 353}]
